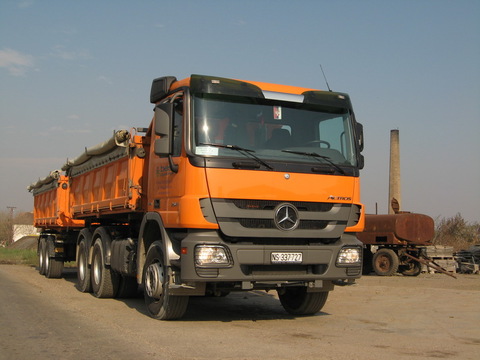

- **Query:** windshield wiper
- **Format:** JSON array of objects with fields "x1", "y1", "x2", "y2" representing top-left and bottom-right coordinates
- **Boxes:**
[
  {"x1": 199, "y1": 143, "x2": 274, "y2": 170},
  {"x1": 282, "y1": 149, "x2": 346, "y2": 175}
]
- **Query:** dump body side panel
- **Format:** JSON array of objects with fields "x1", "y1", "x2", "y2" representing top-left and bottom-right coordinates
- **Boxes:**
[
  {"x1": 32, "y1": 175, "x2": 84, "y2": 229},
  {"x1": 68, "y1": 135, "x2": 145, "y2": 218}
]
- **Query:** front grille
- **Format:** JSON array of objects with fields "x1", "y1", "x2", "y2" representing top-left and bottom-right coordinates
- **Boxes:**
[
  {"x1": 207, "y1": 198, "x2": 354, "y2": 238},
  {"x1": 232, "y1": 199, "x2": 334, "y2": 212},
  {"x1": 237, "y1": 218, "x2": 329, "y2": 230}
]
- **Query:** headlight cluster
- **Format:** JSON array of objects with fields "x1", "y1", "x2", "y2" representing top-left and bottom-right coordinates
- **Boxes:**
[
  {"x1": 336, "y1": 246, "x2": 362, "y2": 266},
  {"x1": 195, "y1": 245, "x2": 232, "y2": 267}
]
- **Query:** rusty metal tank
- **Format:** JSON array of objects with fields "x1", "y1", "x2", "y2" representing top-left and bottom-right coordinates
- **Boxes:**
[{"x1": 357, "y1": 213, "x2": 434, "y2": 246}]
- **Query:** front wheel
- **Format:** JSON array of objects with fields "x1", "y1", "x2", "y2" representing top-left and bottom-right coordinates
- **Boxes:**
[
  {"x1": 143, "y1": 242, "x2": 189, "y2": 320},
  {"x1": 278, "y1": 287, "x2": 329, "y2": 315}
]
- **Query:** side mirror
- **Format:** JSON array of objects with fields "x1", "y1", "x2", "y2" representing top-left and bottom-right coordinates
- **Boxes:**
[
  {"x1": 154, "y1": 103, "x2": 174, "y2": 156},
  {"x1": 358, "y1": 154, "x2": 365, "y2": 170},
  {"x1": 356, "y1": 122, "x2": 364, "y2": 152}
]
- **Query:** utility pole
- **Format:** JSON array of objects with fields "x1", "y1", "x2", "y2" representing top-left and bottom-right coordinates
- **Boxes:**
[{"x1": 6, "y1": 206, "x2": 16, "y2": 245}]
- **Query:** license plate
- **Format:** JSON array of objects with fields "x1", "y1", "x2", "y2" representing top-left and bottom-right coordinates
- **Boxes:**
[{"x1": 271, "y1": 252, "x2": 303, "y2": 264}]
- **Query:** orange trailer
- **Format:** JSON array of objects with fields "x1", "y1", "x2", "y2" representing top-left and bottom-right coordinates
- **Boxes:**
[
  {"x1": 28, "y1": 171, "x2": 83, "y2": 277},
  {"x1": 29, "y1": 74, "x2": 365, "y2": 320}
]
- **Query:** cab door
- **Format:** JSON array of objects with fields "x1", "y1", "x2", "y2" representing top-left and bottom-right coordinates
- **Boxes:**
[{"x1": 148, "y1": 93, "x2": 185, "y2": 226}]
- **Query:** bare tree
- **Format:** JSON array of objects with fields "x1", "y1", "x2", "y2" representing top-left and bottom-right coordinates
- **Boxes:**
[{"x1": 433, "y1": 213, "x2": 480, "y2": 251}]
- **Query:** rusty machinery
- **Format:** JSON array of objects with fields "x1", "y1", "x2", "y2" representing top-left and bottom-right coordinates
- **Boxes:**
[{"x1": 357, "y1": 213, "x2": 434, "y2": 276}]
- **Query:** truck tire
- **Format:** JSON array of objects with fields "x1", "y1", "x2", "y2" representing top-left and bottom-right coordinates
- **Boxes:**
[
  {"x1": 45, "y1": 236, "x2": 64, "y2": 279},
  {"x1": 76, "y1": 229, "x2": 92, "y2": 293},
  {"x1": 143, "y1": 241, "x2": 189, "y2": 320},
  {"x1": 372, "y1": 248, "x2": 399, "y2": 276},
  {"x1": 278, "y1": 287, "x2": 329, "y2": 315},
  {"x1": 91, "y1": 229, "x2": 119, "y2": 298},
  {"x1": 38, "y1": 237, "x2": 46, "y2": 275}
]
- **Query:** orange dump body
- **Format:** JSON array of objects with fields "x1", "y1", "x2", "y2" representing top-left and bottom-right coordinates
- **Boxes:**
[
  {"x1": 32, "y1": 175, "x2": 84, "y2": 230},
  {"x1": 357, "y1": 213, "x2": 434, "y2": 246},
  {"x1": 68, "y1": 134, "x2": 147, "y2": 218}
]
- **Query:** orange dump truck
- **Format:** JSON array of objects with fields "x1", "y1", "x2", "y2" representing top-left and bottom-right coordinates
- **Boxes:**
[{"x1": 29, "y1": 74, "x2": 365, "y2": 320}]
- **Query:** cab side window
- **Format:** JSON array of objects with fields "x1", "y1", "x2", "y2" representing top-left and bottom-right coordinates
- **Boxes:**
[{"x1": 172, "y1": 98, "x2": 183, "y2": 156}]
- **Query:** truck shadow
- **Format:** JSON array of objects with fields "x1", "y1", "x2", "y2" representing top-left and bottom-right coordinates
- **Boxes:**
[{"x1": 57, "y1": 267, "x2": 331, "y2": 322}]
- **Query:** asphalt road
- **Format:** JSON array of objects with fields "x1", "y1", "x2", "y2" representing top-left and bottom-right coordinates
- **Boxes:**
[{"x1": 0, "y1": 265, "x2": 479, "y2": 360}]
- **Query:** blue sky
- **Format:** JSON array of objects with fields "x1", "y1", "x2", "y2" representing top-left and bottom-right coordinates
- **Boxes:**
[{"x1": 1, "y1": 0, "x2": 479, "y2": 223}]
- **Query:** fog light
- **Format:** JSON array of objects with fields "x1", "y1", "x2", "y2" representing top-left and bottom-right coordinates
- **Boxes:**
[
  {"x1": 195, "y1": 245, "x2": 232, "y2": 267},
  {"x1": 337, "y1": 247, "x2": 362, "y2": 266}
]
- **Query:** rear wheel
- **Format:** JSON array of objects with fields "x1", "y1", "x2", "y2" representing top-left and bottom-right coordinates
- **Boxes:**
[
  {"x1": 143, "y1": 241, "x2": 189, "y2": 320},
  {"x1": 372, "y1": 248, "x2": 399, "y2": 276},
  {"x1": 400, "y1": 260, "x2": 422, "y2": 276},
  {"x1": 45, "y1": 236, "x2": 64, "y2": 278},
  {"x1": 91, "y1": 228, "x2": 118, "y2": 298},
  {"x1": 76, "y1": 229, "x2": 92, "y2": 292},
  {"x1": 278, "y1": 287, "x2": 329, "y2": 315}
]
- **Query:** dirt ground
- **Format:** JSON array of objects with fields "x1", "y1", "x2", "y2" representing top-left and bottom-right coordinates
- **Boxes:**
[{"x1": 0, "y1": 264, "x2": 479, "y2": 360}]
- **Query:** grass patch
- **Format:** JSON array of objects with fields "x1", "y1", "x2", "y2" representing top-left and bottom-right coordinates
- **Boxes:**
[{"x1": 0, "y1": 248, "x2": 38, "y2": 266}]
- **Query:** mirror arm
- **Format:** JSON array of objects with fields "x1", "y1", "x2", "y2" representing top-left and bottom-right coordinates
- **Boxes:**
[{"x1": 168, "y1": 155, "x2": 178, "y2": 173}]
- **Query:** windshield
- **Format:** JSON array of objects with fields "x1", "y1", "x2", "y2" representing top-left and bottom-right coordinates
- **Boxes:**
[{"x1": 191, "y1": 94, "x2": 358, "y2": 167}]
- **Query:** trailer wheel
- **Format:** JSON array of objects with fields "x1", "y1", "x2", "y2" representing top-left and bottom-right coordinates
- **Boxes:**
[
  {"x1": 76, "y1": 229, "x2": 92, "y2": 292},
  {"x1": 400, "y1": 260, "x2": 421, "y2": 276},
  {"x1": 91, "y1": 229, "x2": 119, "y2": 298},
  {"x1": 45, "y1": 236, "x2": 64, "y2": 279},
  {"x1": 278, "y1": 287, "x2": 329, "y2": 315},
  {"x1": 38, "y1": 237, "x2": 46, "y2": 275},
  {"x1": 372, "y1": 248, "x2": 399, "y2": 276},
  {"x1": 143, "y1": 241, "x2": 189, "y2": 320}
]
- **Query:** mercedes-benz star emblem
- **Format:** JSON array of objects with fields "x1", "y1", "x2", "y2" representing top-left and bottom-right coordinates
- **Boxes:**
[{"x1": 274, "y1": 203, "x2": 300, "y2": 231}]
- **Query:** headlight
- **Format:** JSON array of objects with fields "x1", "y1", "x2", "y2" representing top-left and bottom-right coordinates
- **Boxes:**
[
  {"x1": 195, "y1": 245, "x2": 232, "y2": 267},
  {"x1": 336, "y1": 247, "x2": 362, "y2": 266}
]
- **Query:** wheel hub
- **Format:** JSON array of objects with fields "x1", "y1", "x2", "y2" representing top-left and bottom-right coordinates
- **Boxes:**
[
  {"x1": 377, "y1": 255, "x2": 390, "y2": 271},
  {"x1": 145, "y1": 262, "x2": 164, "y2": 299},
  {"x1": 78, "y1": 253, "x2": 85, "y2": 280},
  {"x1": 93, "y1": 254, "x2": 101, "y2": 284}
]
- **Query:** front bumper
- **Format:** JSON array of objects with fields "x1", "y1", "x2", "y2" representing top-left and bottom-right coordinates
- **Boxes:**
[{"x1": 179, "y1": 230, "x2": 362, "y2": 286}]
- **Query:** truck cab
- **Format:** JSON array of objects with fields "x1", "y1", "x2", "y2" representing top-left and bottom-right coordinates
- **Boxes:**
[{"x1": 140, "y1": 74, "x2": 365, "y2": 318}]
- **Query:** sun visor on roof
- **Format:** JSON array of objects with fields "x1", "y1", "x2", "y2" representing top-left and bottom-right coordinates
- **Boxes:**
[
  {"x1": 302, "y1": 90, "x2": 352, "y2": 111},
  {"x1": 189, "y1": 74, "x2": 264, "y2": 98}
]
